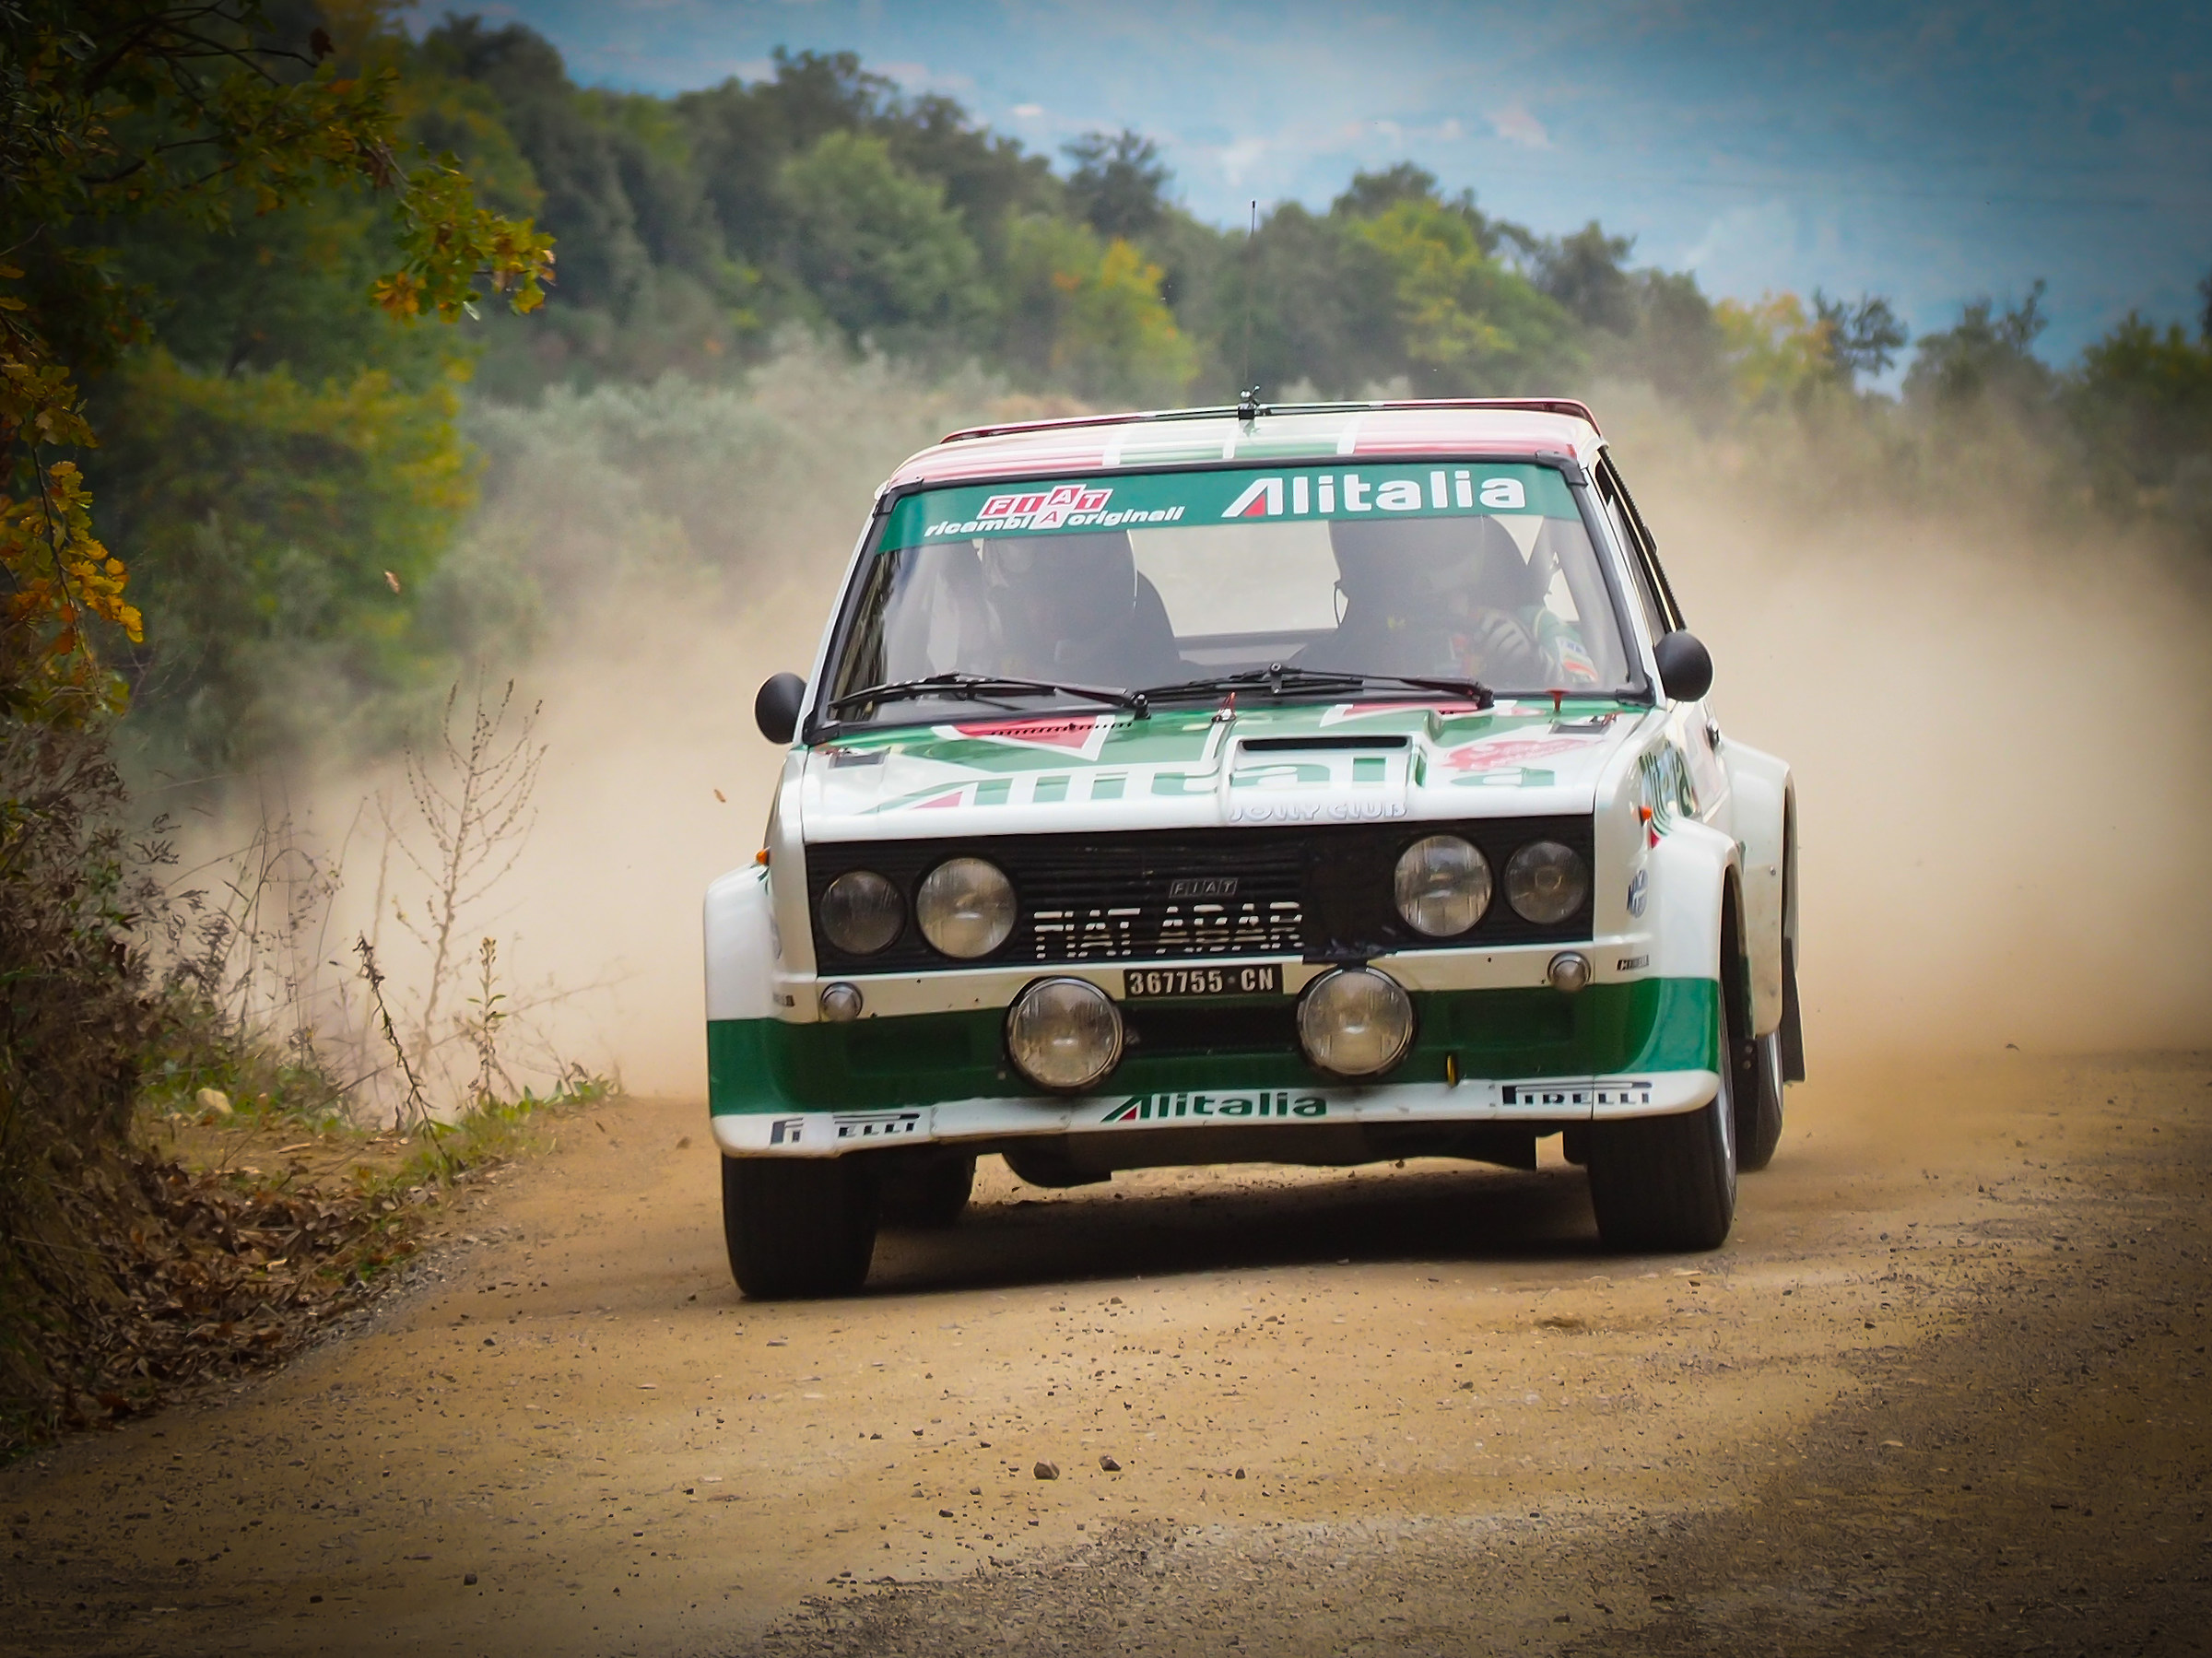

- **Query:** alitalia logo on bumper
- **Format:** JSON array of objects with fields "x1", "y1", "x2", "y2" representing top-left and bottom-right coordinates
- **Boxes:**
[{"x1": 1102, "y1": 1091, "x2": 1326, "y2": 1123}]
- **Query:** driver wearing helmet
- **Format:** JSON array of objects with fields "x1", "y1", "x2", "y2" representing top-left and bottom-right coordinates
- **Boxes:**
[
  {"x1": 979, "y1": 530, "x2": 1183, "y2": 688},
  {"x1": 1302, "y1": 516, "x2": 1600, "y2": 688}
]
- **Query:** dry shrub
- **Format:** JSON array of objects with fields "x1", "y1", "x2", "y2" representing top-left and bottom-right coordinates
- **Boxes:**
[{"x1": 6, "y1": 1157, "x2": 420, "y2": 1449}]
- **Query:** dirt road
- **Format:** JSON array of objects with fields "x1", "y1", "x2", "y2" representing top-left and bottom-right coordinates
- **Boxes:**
[{"x1": 6, "y1": 1051, "x2": 2209, "y2": 1656}]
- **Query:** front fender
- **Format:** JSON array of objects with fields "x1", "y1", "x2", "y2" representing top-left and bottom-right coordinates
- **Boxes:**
[
  {"x1": 1646, "y1": 817, "x2": 1741, "y2": 986},
  {"x1": 1719, "y1": 738, "x2": 1793, "y2": 1037},
  {"x1": 705, "y1": 864, "x2": 780, "y2": 1023}
]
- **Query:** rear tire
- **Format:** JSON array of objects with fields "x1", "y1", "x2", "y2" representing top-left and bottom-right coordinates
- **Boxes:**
[
  {"x1": 880, "y1": 1151, "x2": 976, "y2": 1229},
  {"x1": 1586, "y1": 988, "x2": 1738, "y2": 1252},
  {"x1": 1735, "y1": 1030, "x2": 1785, "y2": 1172},
  {"x1": 721, "y1": 1155, "x2": 879, "y2": 1299}
]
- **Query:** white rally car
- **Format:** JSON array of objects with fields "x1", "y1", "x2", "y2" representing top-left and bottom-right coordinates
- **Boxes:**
[{"x1": 706, "y1": 399, "x2": 1802, "y2": 1298}]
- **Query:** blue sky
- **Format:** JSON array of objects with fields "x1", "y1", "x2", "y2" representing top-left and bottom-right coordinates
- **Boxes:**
[{"x1": 449, "y1": 0, "x2": 2212, "y2": 367}]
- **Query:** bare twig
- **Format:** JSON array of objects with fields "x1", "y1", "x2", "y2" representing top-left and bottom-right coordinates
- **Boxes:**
[
  {"x1": 352, "y1": 935, "x2": 432, "y2": 1142},
  {"x1": 379, "y1": 678, "x2": 545, "y2": 1046}
]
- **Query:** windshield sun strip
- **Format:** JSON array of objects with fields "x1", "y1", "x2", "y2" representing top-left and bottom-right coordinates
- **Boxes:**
[{"x1": 813, "y1": 452, "x2": 1630, "y2": 737}]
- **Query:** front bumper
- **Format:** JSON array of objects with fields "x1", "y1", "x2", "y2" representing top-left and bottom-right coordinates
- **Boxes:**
[{"x1": 708, "y1": 976, "x2": 1720, "y2": 1157}]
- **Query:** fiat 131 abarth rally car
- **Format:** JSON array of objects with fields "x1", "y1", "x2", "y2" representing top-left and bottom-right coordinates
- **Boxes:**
[{"x1": 705, "y1": 398, "x2": 1804, "y2": 1298}]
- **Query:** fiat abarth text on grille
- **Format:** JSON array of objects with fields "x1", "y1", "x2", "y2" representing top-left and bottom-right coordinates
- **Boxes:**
[{"x1": 704, "y1": 398, "x2": 1803, "y2": 1298}]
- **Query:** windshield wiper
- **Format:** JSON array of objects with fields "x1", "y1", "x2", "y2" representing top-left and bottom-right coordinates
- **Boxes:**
[
  {"x1": 1134, "y1": 664, "x2": 1494, "y2": 709},
  {"x1": 827, "y1": 672, "x2": 1149, "y2": 716}
]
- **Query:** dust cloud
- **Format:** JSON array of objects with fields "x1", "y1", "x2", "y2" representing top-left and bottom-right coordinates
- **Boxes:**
[
  {"x1": 194, "y1": 355, "x2": 2212, "y2": 1108},
  {"x1": 1629, "y1": 415, "x2": 2212, "y2": 1059}
]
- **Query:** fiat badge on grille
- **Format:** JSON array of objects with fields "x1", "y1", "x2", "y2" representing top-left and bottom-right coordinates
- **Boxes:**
[{"x1": 1168, "y1": 876, "x2": 1239, "y2": 899}]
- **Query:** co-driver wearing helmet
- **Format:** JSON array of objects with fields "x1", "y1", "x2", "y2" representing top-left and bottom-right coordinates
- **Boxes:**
[
  {"x1": 1301, "y1": 516, "x2": 1600, "y2": 688},
  {"x1": 977, "y1": 530, "x2": 1184, "y2": 688}
]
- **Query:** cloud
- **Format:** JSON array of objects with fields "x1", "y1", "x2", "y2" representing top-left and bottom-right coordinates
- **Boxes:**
[
  {"x1": 1011, "y1": 102, "x2": 1043, "y2": 118},
  {"x1": 871, "y1": 58, "x2": 975, "y2": 96},
  {"x1": 1216, "y1": 135, "x2": 1270, "y2": 184},
  {"x1": 1488, "y1": 100, "x2": 1551, "y2": 149}
]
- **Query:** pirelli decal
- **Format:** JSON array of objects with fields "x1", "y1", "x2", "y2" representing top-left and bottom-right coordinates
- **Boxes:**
[
  {"x1": 1500, "y1": 1079, "x2": 1654, "y2": 1109},
  {"x1": 1101, "y1": 1091, "x2": 1326, "y2": 1123}
]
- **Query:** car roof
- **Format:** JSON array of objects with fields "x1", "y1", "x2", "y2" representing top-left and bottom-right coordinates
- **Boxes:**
[{"x1": 881, "y1": 399, "x2": 1606, "y2": 492}]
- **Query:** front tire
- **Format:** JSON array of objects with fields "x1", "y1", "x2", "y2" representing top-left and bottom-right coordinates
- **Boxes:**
[
  {"x1": 880, "y1": 1151, "x2": 976, "y2": 1229},
  {"x1": 721, "y1": 1155, "x2": 880, "y2": 1299},
  {"x1": 1585, "y1": 988, "x2": 1738, "y2": 1252},
  {"x1": 1735, "y1": 1030, "x2": 1785, "y2": 1172}
]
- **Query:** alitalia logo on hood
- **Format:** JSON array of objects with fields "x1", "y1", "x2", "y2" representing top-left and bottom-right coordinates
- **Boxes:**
[{"x1": 889, "y1": 462, "x2": 1575, "y2": 547}]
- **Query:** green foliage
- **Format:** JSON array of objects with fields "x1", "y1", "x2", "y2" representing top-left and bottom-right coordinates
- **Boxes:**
[
  {"x1": 2070, "y1": 313, "x2": 2212, "y2": 535},
  {"x1": 1065, "y1": 130, "x2": 1171, "y2": 241},
  {"x1": 0, "y1": 0, "x2": 549, "y2": 728},
  {"x1": 100, "y1": 184, "x2": 459, "y2": 392},
  {"x1": 96, "y1": 351, "x2": 475, "y2": 767},
  {"x1": 1353, "y1": 198, "x2": 1582, "y2": 391},
  {"x1": 1812, "y1": 291, "x2": 1909, "y2": 386},
  {"x1": 1535, "y1": 223, "x2": 1641, "y2": 336},
  {"x1": 1905, "y1": 283, "x2": 2057, "y2": 414},
  {"x1": 1000, "y1": 216, "x2": 1195, "y2": 403},
  {"x1": 780, "y1": 132, "x2": 989, "y2": 347}
]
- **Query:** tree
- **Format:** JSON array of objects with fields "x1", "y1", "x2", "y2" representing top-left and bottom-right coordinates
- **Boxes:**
[
  {"x1": 1904, "y1": 282, "x2": 2054, "y2": 411},
  {"x1": 1713, "y1": 293, "x2": 1832, "y2": 408},
  {"x1": 674, "y1": 48, "x2": 897, "y2": 270},
  {"x1": 1351, "y1": 199, "x2": 1582, "y2": 393},
  {"x1": 887, "y1": 95, "x2": 1058, "y2": 267},
  {"x1": 1535, "y1": 222, "x2": 1638, "y2": 335},
  {"x1": 1200, "y1": 202, "x2": 1401, "y2": 399},
  {"x1": 779, "y1": 131, "x2": 987, "y2": 346},
  {"x1": 95, "y1": 351, "x2": 475, "y2": 766},
  {"x1": 1001, "y1": 216, "x2": 1195, "y2": 404},
  {"x1": 2068, "y1": 302, "x2": 2212, "y2": 530},
  {"x1": 1811, "y1": 290, "x2": 1908, "y2": 385},
  {"x1": 1332, "y1": 164, "x2": 1444, "y2": 223},
  {"x1": 1064, "y1": 129, "x2": 1170, "y2": 241},
  {"x1": 1627, "y1": 268, "x2": 1731, "y2": 417},
  {"x1": 0, "y1": 1, "x2": 551, "y2": 724}
]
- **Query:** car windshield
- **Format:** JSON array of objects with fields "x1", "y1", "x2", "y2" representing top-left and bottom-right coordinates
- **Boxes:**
[{"x1": 826, "y1": 461, "x2": 1634, "y2": 723}]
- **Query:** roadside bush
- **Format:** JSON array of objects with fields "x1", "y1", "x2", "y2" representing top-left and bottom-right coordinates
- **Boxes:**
[{"x1": 0, "y1": 721, "x2": 160, "y2": 1426}]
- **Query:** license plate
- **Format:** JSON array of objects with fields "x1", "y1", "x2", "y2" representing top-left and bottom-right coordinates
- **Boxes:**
[{"x1": 1122, "y1": 964, "x2": 1284, "y2": 999}]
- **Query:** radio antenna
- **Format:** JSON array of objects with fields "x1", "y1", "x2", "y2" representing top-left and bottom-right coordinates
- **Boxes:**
[{"x1": 1237, "y1": 198, "x2": 1260, "y2": 421}]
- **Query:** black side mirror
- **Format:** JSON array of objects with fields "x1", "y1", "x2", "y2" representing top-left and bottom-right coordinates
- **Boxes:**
[
  {"x1": 754, "y1": 672, "x2": 806, "y2": 744},
  {"x1": 1653, "y1": 630, "x2": 1712, "y2": 702}
]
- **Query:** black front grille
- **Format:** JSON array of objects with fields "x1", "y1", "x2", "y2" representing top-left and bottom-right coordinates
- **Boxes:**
[
  {"x1": 1124, "y1": 998, "x2": 1299, "y2": 1057},
  {"x1": 805, "y1": 817, "x2": 1594, "y2": 974}
]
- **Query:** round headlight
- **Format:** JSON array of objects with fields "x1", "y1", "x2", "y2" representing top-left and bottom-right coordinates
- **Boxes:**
[
  {"x1": 915, "y1": 856, "x2": 1016, "y2": 958},
  {"x1": 1296, "y1": 966, "x2": 1415, "y2": 1077},
  {"x1": 1393, "y1": 834, "x2": 1491, "y2": 937},
  {"x1": 1504, "y1": 840, "x2": 1590, "y2": 925},
  {"x1": 819, "y1": 869, "x2": 903, "y2": 955},
  {"x1": 1006, "y1": 977, "x2": 1124, "y2": 1092}
]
